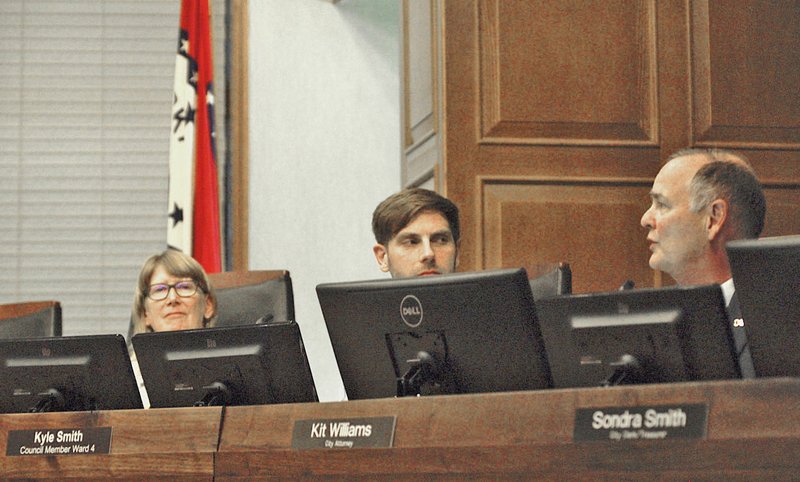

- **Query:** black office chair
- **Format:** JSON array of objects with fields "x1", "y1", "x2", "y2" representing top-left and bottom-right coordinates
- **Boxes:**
[
  {"x1": 527, "y1": 262, "x2": 572, "y2": 300},
  {"x1": 128, "y1": 270, "x2": 295, "y2": 340},
  {"x1": 0, "y1": 301, "x2": 62, "y2": 339},
  {"x1": 209, "y1": 270, "x2": 295, "y2": 327}
]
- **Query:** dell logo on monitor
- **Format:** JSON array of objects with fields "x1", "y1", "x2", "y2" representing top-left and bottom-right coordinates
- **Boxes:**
[{"x1": 400, "y1": 295, "x2": 423, "y2": 328}]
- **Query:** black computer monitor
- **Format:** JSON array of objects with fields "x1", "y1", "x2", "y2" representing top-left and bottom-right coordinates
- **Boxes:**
[
  {"x1": 727, "y1": 234, "x2": 800, "y2": 378},
  {"x1": 535, "y1": 284, "x2": 741, "y2": 388},
  {"x1": 316, "y1": 268, "x2": 552, "y2": 400},
  {"x1": 0, "y1": 334, "x2": 143, "y2": 413},
  {"x1": 132, "y1": 321, "x2": 317, "y2": 408}
]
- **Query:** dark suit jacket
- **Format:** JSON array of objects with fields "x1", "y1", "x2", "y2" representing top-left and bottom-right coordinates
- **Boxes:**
[{"x1": 727, "y1": 291, "x2": 755, "y2": 378}]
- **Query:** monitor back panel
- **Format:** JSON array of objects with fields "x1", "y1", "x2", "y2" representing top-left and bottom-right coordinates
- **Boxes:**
[
  {"x1": 318, "y1": 269, "x2": 551, "y2": 400},
  {"x1": 536, "y1": 285, "x2": 740, "y2": 388},
  {"x1": 0, "y1": 334, "x2": 141, "y2": 413},
  {"x1": 728, "y1": 235, "x2": 800, "y2": 377},
  {"x1": 133, "y1": 322, "x2": 317, "y2": 408}
]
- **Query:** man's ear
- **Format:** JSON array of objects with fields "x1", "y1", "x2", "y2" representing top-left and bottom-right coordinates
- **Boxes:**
[
  {"x1": 373, "y1": 244, "x2": 390, "y2": 272},
  {"x1": 706, "y1": 198, "x2": 729, "y2": 241}
]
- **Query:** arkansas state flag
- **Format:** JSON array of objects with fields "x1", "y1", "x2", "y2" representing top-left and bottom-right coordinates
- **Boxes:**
[{"x1": 167, "y1": 0, "x2": 222, "y2": 273}]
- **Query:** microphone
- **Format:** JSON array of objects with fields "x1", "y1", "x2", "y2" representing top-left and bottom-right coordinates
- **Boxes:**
[{"x1": 618, "y1": 279, "x2": 635, "y2": 291}]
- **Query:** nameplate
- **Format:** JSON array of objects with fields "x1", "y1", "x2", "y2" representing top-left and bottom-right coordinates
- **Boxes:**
[
  {"x1": 7, "y1": 427, "x2": 112, "y2": 456},
  {"x1": 573, "y1": 403, "x2": 708, "y2": 442},
  {"x1": 292, "y1": 416, "x2": 396, "y2": 449}
]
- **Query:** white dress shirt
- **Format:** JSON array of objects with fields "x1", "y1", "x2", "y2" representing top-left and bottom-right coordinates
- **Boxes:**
[{"x1": 720, "y1": 278, "x2": 735, "y2": 307}]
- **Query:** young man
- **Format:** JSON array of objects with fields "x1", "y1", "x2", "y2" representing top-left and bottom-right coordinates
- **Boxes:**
[
  {"x1": 372, "y1": 188, "x2": 460, "y2": 279},
  {"x1": 640, "y1": 148, "x2": 766, "y2": 377}
]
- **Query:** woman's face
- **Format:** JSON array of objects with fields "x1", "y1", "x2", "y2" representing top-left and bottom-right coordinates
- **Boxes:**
[{"x1": 143, "y1": 265, "x2": 213, "y2": 332}]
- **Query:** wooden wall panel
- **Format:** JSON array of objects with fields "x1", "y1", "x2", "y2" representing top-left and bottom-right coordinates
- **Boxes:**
[
  {"x1": 481, "y1": 178, "x2": 653, "y2": 293},
  {"x1": 691, "y1": 0, "x2": 800, "y2": 149},
  {"x1": 439, "y1": 0, "x2": 800, "y2": 287},
  {"x1": 762, "y1": 184, "x2": 800, "y2": 237},
  {"x1": 229, "y1": 0, "x2": 249, "y2": 270},
  {"x1": 442, "y1": 0, "x2": 677, "y2": 282},
  {"x1": 479, "y1": 0, "x2": 658, "y2": 145}
]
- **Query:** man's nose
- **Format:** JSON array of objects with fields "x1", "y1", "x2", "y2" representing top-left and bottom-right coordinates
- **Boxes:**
[
  {"x1": 420, "y1": 239, "x2": 435, "y2": 261},
  {"x1": 641, "y1": 207, "x2": 654, "y2": 229}
]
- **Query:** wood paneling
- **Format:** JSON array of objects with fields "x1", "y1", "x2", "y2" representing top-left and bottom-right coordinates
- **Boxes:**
[
  {"x1": 215, "y1": 378, "x2": 800, "y2": 479},
  {"x1": 0, "y1": 407, "x2": 221, "y2": 479},
  {"x1": 479, "y1": 0, "x2": 658, "y2": 145},
  {"x1": 2, "y1": 380, "x2": 799, "y2": 479},
  {"x1": 691, "y1": 0, "x2": 800, "y2": 149},
  {"x1": 437, "y1": 0, "x2": 800, "y2": 288},
  {"x1": 229, "y1": 0, "x2": 249, "y2": 270},
  {"x1": 762, "y1": 182, "x2": 800, "y2": 237},
  {"x1": 481, "y1": 177, "x2": 653, "y2": 292}
]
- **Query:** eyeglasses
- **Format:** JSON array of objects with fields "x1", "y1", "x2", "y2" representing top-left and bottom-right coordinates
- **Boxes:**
[{"x1": 147, "y1": 280, "x2": 200, "y2": 301}]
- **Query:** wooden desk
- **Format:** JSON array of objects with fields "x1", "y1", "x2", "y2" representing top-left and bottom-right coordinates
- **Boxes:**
[
  {"x1": 1, "y1": 379, "x2": 798, "y2": 480},
  {"x1": 216, "y1": 378, "x2": 800, "y2": 480},
  {"x1": 0, "y1": 406, "x2": 222, "y2": 480}
]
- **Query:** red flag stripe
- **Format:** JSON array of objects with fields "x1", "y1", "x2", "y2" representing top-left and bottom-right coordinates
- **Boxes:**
[
  {"x1": 168, "y1": 0, "x2": 221, "y2": 273},
  {"x1": 188, "y1": 0, "x2": 221, "y2": 273}
]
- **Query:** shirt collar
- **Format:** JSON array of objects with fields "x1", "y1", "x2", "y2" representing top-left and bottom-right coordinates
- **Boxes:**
[{"x1": 720, "y1": 278, "x2": 735, "y2": 307}]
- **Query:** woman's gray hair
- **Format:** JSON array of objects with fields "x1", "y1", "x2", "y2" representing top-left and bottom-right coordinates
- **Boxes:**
[{"x1": 130, "y1": 249, "x2": 217, "y2": 335}]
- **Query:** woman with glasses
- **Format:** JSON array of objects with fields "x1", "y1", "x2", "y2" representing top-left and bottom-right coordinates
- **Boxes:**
[
  {"x1": 129, "y1": 249, "x2": 217, "y2": 408},
  {"x1": 131, "y1": 249, "x2": 217, "y2": 335}
]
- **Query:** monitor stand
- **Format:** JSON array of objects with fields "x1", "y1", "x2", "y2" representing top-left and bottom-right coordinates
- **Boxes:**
[
  {"x1": 194, "y1": 381, "x2": 233, "y2": 407},
  {"x1": 31, "y1": 388, "x2": 67, "y2": 413},
  {"x1": 387, "y1": 331, "x2": 456, "y2": 397},
  {"x1": 600, "y1": 354, "x2": 642, "y2": 387}
]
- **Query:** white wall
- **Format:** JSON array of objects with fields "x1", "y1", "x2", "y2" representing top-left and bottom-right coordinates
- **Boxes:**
[{"x1": 248, "y1": 0, "x2": 401, "y2": 401}]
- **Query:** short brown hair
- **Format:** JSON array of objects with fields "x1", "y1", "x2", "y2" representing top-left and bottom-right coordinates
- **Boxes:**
[
  {"x1": 131, "y1": 249, "x2": 217, "y2": 335},
  {"x1": 372, "y1": 188, "x2": 460, "y2": 246}
]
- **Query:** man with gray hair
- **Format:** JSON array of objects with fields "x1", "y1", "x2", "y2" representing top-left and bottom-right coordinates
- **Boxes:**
[{"x1": 640, "y1": 148, "x2": 766, "y2": 378}]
